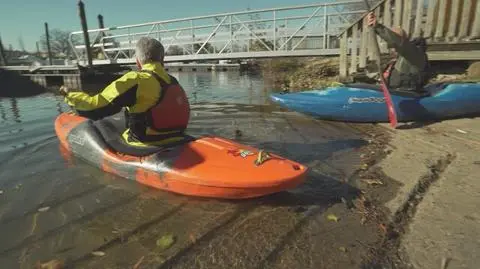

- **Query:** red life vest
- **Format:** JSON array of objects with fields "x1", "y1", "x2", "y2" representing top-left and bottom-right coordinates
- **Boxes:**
[{"x1": 145, "y1": 70, "x2": 190, "y2": 133}]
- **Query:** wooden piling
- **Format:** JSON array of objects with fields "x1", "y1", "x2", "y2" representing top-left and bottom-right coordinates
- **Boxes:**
[
  {"x1": 424, "y1": 0, "x2": 437, "y2": 38},
  {"x1": 0, "y1": 35, "x2": 7, "y2": 66},
  {"x1": 446, "y1": 0, "x2": 461, "y2": 39},
  {"x1": 471, "y1": 0, "x2": 480, "y2": 38},
  {"x1": 393, "y1": 0, "x2": 403, "y2": 27},
  {"x1": 383, "y1": 0, "x2": 392, "y2": 28},
  {"x1": 339, "y1": 32, "x2": 348, "y2": 79},
  {"x1": 97, "y1": 14, "x2": 105, "y2": 29},
  {"x1": 413, "y1": 0, "x2": 425, "y2": 38},
  {"x1": 44, "y1": 22, "x2": 53, "y2": 65},
  {"x1": 402, "y1": 0, "x2": 413, "y2": 35},
  {"x1": 434, "y1": 0, "x2": 449, "y2": 40},
  {"x1": 349, "y1": 24, "x2": 358, "y2": 74},
  {"x1": 97, "y1": 14, "x2": 106, "y2": 41},
  {"x1": 458, "y1": 0, "x2": 472, "y2": 38},
  {"x1": 78, "y1": 0, "x2": 93, "y2": 67},
  {"x1": 359, "y1": 18, "x2": 368, "y2": 69}
]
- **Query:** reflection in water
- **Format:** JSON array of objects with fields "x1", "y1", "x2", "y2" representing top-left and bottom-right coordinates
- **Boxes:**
[
  {"x1": 9, "y1": 98, "x2": 21, "y2": 123},
  {"x1": 168, "y1": 71, "x2": 268, "y2": 105},
  {"x1": 0, "y1": 99, "x2": 6, "y2": 121},
  {"x1": 0, "y1": 73, "x2": 374, "y2": 269},
  {"x1": 56, "y1": 98, "x2": 64, "y2": 115}
]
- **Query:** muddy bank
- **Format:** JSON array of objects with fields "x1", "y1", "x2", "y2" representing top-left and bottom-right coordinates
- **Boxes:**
[{"x1": 258, "y1": 57, "x2": 480, "y2": 93}]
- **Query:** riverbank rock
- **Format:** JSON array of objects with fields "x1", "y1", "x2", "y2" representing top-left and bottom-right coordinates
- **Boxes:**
[{"x1": 467, "y1": 61, "x2": 480, "y2": 78}]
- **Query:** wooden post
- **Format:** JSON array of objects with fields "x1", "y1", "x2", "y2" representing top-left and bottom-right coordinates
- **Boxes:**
[
  {"x1": 434, "y1": 0, "x2": 448, "y2": 39},
  {"x1": 471, "y1": 0, "x2": 480, "y2": 38},
  {"x1": 339, "y1": 32, "x2": 348, "y2": 79},
  {"x1": 413, "y1": 0, "x2": 425, "y2": 37},
  {"x1": 97, "y1": 14, "x2": 105, "y2": 29},
  {"x1": 0, "y1": 35, "x2": 7, "y2": 66},
  {"x1": 97, "y1": 14, "x2": 106, "y2": 42},
  {"x1": 402, "y1": 0, "x2": 413, "y2": 35},
  {"x1": 44, "y1": 22, "x2": 53, "y2": 65},
  {"x1": 425, "y1": 0, "x2": 437, "y2": 38},
  {"x1": 78, "y1": 0, "x2": 93, "y2": 67},
  {"x1": 359, "y1": 18, "x2": 368, "y2": 69},
  {"x1": 394, "y1": 0, "x2": 403, "y2": 27},
  {"x1": 384, "y1": 0, "x2": 392, "y2": 28},
  {"x1": 97, "y1": 14, "x2": 105, "y2": 51},
  {"x1": 447, "y1": 0, "x2": 462, "y2": 39},
  {"x1": 459, "y1": 0, "x2": 473, "y2": 38},
  {"x1": 350, "y1": 24, "x2": 358, "y2": 74}
]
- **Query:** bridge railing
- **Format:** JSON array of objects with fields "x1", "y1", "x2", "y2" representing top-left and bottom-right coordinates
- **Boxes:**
[
  {"x1": 338, "y1": 0, "x2": 480, "y2": 79},
  {"x1": 69, "y1": 0, "x2": 368, "y2": 64}
]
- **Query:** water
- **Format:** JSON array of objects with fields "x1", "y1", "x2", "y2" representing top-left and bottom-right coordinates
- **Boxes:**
[{"x1": 0, "y1": 72, "x2": 379, "y2": 268}]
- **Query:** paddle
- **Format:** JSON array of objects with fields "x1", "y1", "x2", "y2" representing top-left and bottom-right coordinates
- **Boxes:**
[{"x1": 363, "y1": 0, "x2": 398, "y2": 128}]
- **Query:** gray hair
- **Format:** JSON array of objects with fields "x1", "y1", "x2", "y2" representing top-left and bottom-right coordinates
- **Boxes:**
[{"x1": 135, "y1": 37, "x2": 165, "y2": 64}]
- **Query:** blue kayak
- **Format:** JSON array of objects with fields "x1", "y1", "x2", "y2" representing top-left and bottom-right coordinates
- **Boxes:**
[{"x1": 270, "y1": 82, "x2": 480, "y2": 122}]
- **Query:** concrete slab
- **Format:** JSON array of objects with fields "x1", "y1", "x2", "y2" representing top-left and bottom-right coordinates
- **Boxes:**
[{"x1": 387, "y1": 118, "x2": 480, "y2": 269}]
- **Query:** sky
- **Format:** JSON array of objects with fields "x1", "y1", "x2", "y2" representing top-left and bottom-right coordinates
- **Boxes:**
[{"x1": 0, "y1": 0, "x2": 325, "y2": 51}]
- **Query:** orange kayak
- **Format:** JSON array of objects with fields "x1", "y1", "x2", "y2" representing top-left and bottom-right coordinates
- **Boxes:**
[{"x1": 54, "y1": 112, "x2": 307, "y2": 199}]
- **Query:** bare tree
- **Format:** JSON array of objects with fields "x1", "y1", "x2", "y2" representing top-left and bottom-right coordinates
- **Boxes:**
[
  {"x1": 166, "y1": 45, "x2": 184, "y2": 55},
  {"x1": 39, "y1": 29, "x2": 80, "y2": 58}
]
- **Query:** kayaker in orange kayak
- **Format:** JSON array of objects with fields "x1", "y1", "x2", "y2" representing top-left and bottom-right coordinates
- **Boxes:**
[{"x1": 59, "y1": 37, "x2": 190, "y2": 145}]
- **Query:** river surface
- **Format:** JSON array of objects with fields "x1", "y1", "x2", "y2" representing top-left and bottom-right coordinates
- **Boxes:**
[{"x1": 0, "y1": 71, "x2": 382, "y2": 268}]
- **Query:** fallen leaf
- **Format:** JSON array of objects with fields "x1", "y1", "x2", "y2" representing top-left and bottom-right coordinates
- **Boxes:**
[
  {"x1": 34, "y1": 259, "x2": 64, "y2": 269},
  {"x1": 189, "y1": 234, "x2": 196, "y2": 243},
  {"x1": 360, "y1": 164, "x2": 369, "y2": 170},
  {"x1": 156, "y1": 234, "x2": 176, "y2": 250},
  {"x1": 327, "y1": 214, "x2": 339, "y2": 222},
  {"x1": 379, "y1": 223, "x2": 387, "y2": 234},
  {"x1": 362, "y1": 179, "x2": 384, "y2": 186},
  {"x1": 0, "y1": 190, "x2": 3, "y2": 195},
  {"x1": 14, "y1": 183, "x2": 22, "y2": 190},
  {"x1": 91, "y1": 251, "x2": 106, "y2": 257},
  {"x1": 95, "y1": 199, "x2": 100, "y2": 203},
  {"x1": 338, "y1": 247, "x2": 347, "y2": 252},
  {"x1": 133, "y1": 256, "x2": 145, "y2": 269},
  {"x1": 38, "y1": 206, "x2": 50, "y2": 212},
  {"x1": 456, "y1": 129, "x2": 467, "y2": 134}
]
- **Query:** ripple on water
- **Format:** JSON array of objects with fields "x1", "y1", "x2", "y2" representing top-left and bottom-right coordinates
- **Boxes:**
[{"x1": 0, "y1": 73, "x2": 376, "y2": 269}]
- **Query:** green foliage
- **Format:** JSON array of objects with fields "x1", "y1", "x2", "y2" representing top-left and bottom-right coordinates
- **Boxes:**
[{"x1": 249, "y1": 38, "x2": 274, "y2": 52}]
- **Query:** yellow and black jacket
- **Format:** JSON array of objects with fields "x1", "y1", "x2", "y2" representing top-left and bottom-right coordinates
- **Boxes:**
[{"x1": 65, "y1": 62, "x2": 189, "y2": 145}]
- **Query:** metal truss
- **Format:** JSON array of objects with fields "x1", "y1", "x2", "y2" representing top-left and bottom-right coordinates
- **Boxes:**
[{"x1": 69, "y1": 0, "x2": 367, "y2": 65}]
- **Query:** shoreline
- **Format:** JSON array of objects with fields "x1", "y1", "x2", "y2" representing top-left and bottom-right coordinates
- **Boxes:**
[{"x1": 257, "y1": 57, "x2": 480, "y2": 93}]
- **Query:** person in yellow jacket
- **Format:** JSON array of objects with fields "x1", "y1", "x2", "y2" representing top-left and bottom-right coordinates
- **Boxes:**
[{"x1": 59, "y1": 37, "x2": 190, "y2": 146}]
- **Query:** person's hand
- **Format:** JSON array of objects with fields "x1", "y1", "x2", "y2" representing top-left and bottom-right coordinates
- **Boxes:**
[
  {"x1": 59, "y1": 85, "x2": 70, "y2": 96},
  {"x1": 367, "y1": 12, "x2": 377, "y2": 27}
]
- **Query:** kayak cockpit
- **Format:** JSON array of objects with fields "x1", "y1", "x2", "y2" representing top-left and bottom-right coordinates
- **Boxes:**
[{"x1": 94, "y1": 116, "x2": 194, "y2": 157}]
